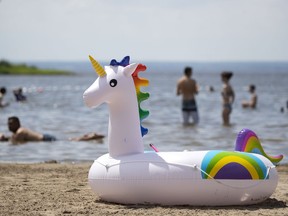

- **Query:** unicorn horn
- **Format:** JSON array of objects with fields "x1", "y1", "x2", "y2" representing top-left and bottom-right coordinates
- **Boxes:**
[{"x1": 89, "y1": 55, "x2": 106, "y2": 77}]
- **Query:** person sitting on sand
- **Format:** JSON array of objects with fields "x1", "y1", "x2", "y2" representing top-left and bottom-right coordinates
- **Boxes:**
[
  {"x1": 8, "y1": 116, "x2": 56, "y2": 144},
  {"x1": 242, "y1": 84, "x2": 257, "y2": 109},
  {"x1": 70, "y1": 132, "x2": 105, "y2": 141}
]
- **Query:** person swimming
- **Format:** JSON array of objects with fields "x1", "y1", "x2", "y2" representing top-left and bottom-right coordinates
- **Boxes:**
[
  {"x1": 70, "y1": 132, "x2": 104, "y2": 141},
  {"x1": 13, "y1": 88, "x2": 27, "y2": 102},
  {"x1": 7, "y1": 116, "x2": 56, "y2": 144},
  {"x1": 242, "y1": 84, "x2": 257, "y2": 109}
]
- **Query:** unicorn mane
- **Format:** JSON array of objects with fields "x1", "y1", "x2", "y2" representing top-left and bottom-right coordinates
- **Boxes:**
[{"x1": 110, "y1": 56, "x2": 150, "y2": 136}]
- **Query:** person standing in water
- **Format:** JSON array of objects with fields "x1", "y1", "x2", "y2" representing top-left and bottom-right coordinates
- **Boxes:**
[
  {"x1": 221, "y1": 71, "x2": 235, "y2": 126},
  {"x1": 0, "y1": 87, "x2": 9, "y2": 107},
  {"x1": 176, "y1": 67, "x2": 199, "y2": 125}
]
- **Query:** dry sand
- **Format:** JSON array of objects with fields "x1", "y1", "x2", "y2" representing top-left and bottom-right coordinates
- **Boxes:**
[{"x1": 0, "y1": 162, "x2": 287, "y2": 216}]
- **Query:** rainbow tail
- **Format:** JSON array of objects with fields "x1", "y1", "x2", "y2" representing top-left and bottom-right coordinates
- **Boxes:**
[{"x1": 235, "y1": 128, "x2": 283, "y2": 165}]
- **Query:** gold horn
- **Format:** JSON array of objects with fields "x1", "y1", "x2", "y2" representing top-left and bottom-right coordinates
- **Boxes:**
[{"x1": 89, "y1": 55, "x2": 106, "y2": 77}]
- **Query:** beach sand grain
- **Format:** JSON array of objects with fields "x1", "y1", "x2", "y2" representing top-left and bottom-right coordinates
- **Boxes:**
[{"x1": 0, "y1": 163, "x2": 287, "y2": 216}]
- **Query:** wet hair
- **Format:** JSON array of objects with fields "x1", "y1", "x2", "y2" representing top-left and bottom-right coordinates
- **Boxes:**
[
  {"x1": 8, "y1": 116, "x2": 20, "y2": 124},
  {"x1": 8, "y1": 116, "x2": 21, "y2": 133},
  {"x1": 249, "y1": 84, "x2": 256, "y2": 91},
  {"x1": 184, "y1": 67, "x2": 192, "y2": 76},
  {"x1": 0, "y1": 87, "x2": 6, "y2": 94},
  {"x1": 221, "y1": 71, "x2": 233, "y2": 80}
]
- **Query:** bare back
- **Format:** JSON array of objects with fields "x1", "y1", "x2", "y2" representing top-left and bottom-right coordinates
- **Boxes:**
[
  {"x1": 177, "y1": 76, "x2": 198, "y2": 100},
  {"x1": 11, "y1": 127, "x2": 43, "y2": 144}
]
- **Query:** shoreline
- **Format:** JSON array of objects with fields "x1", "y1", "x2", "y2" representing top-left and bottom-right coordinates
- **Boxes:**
[{"x1": 0, "y1": 163, "x2": 287, "y2": 216}]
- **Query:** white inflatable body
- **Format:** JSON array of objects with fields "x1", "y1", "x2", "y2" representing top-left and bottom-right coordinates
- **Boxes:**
[
  {"x1": 84, "y1": 56, "x2": 283, "y2": 206},
  {"x1": 89, "y1": 151, "x2": 278, "y2": 206}
]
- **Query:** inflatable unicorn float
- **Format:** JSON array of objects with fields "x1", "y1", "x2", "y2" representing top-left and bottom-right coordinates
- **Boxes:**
[{"x1": 83, "y1": 56, "x2": 283, "y2": 206}]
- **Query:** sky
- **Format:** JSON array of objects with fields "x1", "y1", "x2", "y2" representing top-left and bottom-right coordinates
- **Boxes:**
[{"x1": 0, "y1": 0, "x2": 288, "y2": 62}]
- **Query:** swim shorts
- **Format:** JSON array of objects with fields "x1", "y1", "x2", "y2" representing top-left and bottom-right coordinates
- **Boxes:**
[
  {"x1": 182, "y1": 99, "x2": 198, "y2": 112},
  {"x1": 43, "y1": 134, "x2": 57, "y2": 142}
]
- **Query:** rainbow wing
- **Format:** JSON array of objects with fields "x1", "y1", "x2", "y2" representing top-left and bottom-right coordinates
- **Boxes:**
[{"x1": 235, "y1": 128, "x2": 283, "y2": 165}]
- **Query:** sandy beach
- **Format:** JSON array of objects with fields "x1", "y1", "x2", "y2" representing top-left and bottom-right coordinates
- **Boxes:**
[{"x1": 0, "y1": 163, "x2": 287, "y2": 216}]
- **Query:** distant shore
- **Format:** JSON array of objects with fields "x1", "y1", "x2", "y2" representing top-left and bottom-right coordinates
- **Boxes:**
[
  {"x1": 0, "y1": 60, "x2": 73, "y2": 75},
  {"x1": 0, "y1": 162, "x2": 287, "y2": 216}
]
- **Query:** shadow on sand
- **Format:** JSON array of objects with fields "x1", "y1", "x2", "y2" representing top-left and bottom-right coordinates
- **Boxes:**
[{"x1": 96, "y1": 197, "x2": 287, "y2": 210}]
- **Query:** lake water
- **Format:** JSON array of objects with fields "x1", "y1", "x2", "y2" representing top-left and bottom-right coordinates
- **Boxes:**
[{"x1": 0, "y1": 61, "x2": 288, "y2": 164}]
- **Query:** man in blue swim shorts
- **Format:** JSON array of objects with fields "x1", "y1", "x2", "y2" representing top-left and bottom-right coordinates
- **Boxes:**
[
  {"x1": 7, "y1": 116, "x2": 56, "y2": 144},
  {"x1": 177, "y1": 67, "x2": 199, "y2": 125}
]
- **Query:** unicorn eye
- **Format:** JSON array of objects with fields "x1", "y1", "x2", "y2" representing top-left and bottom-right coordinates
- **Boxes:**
[{"x1": 109, "y1": 79, "x2": 117, "y2": 87}]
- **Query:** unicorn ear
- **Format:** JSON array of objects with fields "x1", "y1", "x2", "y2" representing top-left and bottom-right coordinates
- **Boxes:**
[{"x1": 123, "y1": 63, "x2": 138, "y2": 77}]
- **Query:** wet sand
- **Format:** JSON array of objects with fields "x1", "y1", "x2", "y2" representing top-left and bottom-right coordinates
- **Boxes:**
[{"x1": 0, "y1": 163, "x2": 287, "y2": 216}]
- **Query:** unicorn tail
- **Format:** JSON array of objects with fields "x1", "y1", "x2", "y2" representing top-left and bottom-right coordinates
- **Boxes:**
[{"x1": 235, "y1": 128, "x2": 283, "y2": 165}]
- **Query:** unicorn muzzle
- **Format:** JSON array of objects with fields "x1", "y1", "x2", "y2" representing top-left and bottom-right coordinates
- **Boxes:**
[
  {"x1": 83, "y1": 90, "x2": 93, "y2": 108},
  {"x1": 83, "y1": 85, "x2": 100, "y2": 108}
]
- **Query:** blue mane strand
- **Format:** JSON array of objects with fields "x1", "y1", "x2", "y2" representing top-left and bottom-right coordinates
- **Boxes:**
[{"x1": 110, "y1": 56, "x2": 130, "y2": 67}]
